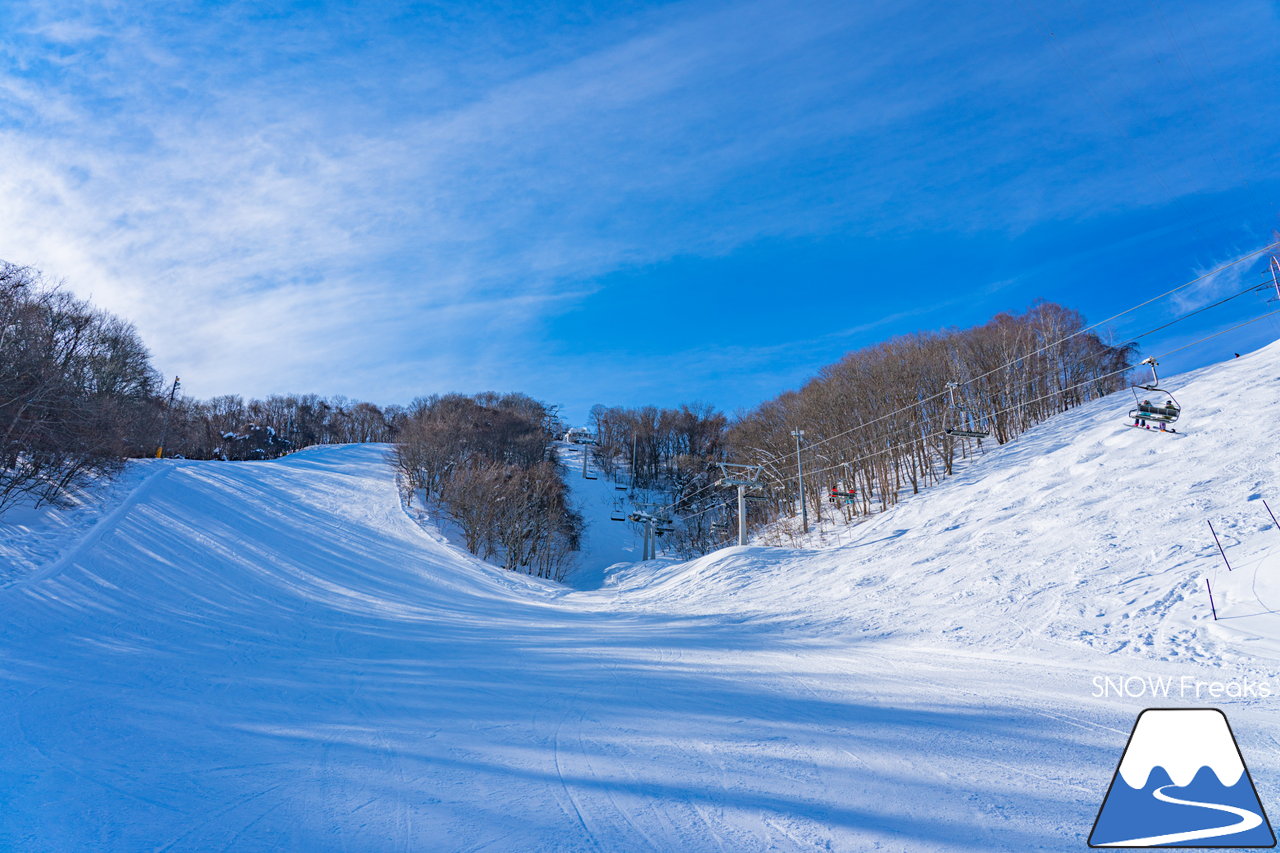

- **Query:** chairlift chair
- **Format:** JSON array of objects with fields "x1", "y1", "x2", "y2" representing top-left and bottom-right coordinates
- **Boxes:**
[
  {"x1": 828, "y1": 485, "x2": 856, "y2": 506},
  {"x1": 610, "y1": 498, "x2": 626, "y2": 522},
  {"x1": 1268, "y1": 256, "x2": 1280, "y2": 304},
  {"x1": 1127, "y1": 357, "x2": 1181, "y2": 429},
  {"x1": 943, "y1": 381, "x2": 991, "y2": 439}
]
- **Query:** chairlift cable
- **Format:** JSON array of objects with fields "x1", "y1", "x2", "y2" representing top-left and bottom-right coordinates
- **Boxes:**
[
  {"x1": 648, "y1": 245, "x2": 1279, "y2": 524},
  {"x1": 768, "y1": 241, "x2": 1278, "y2": 462},
  {"x1": 1115, "y1": 274, "x2": 1278, "y2": 346},
  {"x1": 762, "y1": 307, "x2": 1280, "y2": 489}
]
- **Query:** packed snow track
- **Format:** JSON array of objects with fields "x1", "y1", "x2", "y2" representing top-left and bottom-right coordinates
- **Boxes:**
[{"x1": 4, "y1": 333, "x2": 1280, "y2": 853}]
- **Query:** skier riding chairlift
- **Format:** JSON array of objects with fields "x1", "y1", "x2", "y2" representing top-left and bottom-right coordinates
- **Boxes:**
[{"x1": 1127, "y1": 357, "x2": 1181, "y2": 433}]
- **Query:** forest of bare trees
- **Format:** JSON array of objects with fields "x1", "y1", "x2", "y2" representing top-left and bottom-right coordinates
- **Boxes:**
[
  {"x1": 0, "y1": 261, "x2": 399, "y2": 510},
  {"x1": 584, "y1": 403, "x2": 730, "y2": 556},
  {"x1": 160, "y1": 393, "x2": 397, "y2": 461},
  {"x1": 0, "y1": 263, "x2": 162, "y2": 511},
  {"x1": 395, "y1": 393, "x2": 582, "y2": 580},
  {"x1": 587, "y1": 403, "x2": 727, "y2": 490},
  {"x1": 3, "y1": 257, "x2": 1134, "y2": 571},
  {"x1": 1, "y1": 261, "x2": 578, "y2": 579},
  {"x1": 725, "y1": 302, "x2": 1133, "y2": 541},
  {"x1": 569, "y1": 303, "x2": 1131, "y2": 557}
]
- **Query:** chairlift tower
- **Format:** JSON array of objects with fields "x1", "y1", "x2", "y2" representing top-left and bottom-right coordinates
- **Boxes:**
[
  {"x1": 717, "y1": 462, "x2": 764, "y2": 547},
  {"x1": 791, "y1": 430, "x2": 808, "y2": 534},
  {"x1": 155, "y1": 376, "x2": 181, "y2": 458},
  {"x1": 629, "y1": 501, "x2": 673, "y2": 561}
]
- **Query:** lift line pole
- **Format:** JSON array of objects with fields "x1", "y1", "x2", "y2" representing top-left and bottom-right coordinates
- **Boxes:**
[
  {"x1": 1208, "y1": 520, "x2": 1232, "y2": 572},
  {"x1": 627, "y1": 511, "x2": 656, "y2": 560},
  {"x1": 580, "y1": 434, "x2": 599, "y2": 480},
  {"x1": 155, "y1": 376, "x2": 181, "y2": 459},
  {"x1": 737, "y1": 484, "x2": 747, "y2": 547},
  {"x1": 629, "y1": 503, "x2": 673, "y2": 561},
  {"x1": 717, "y1": 463, "x2": 764, "y2": 547},
  {"x1": 791, "y1": 429, "x2": 808, "y2": 534}
]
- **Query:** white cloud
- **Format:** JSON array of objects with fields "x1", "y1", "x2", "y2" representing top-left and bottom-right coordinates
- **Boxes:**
[{"x1": 0, "y1": 0, "x2": 1276, "y2": 411}]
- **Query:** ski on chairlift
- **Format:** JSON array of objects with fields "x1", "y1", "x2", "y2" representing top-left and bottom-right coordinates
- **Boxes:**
[
  {"x1": 1127, "y1": 356, "x2": 1181, "y2": 433},
  {"x1": 943, "y1": 381, "x2": 991, "y2": 439}
]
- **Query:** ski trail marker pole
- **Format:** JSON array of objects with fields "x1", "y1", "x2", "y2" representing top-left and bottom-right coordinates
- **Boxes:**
[
  {"x1": 1208, "y1": 520, "x2": 1232, "y2": 571},
  {"x1": 1206, "y1": 577, "x2": 1218, "y2": 620},
  {"x1": 1264, "y1": 500, "x2": 1279, "y2": 533}
]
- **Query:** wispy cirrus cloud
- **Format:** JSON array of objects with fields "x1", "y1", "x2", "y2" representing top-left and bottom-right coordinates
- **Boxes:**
[{"x1": 0, "y1": 0, "x2": 1277, "y2": 415}]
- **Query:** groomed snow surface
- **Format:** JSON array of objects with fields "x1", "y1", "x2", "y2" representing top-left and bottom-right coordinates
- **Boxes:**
[{"x1": 3, "y1": 342, "x2": 1280, "y2": 851}]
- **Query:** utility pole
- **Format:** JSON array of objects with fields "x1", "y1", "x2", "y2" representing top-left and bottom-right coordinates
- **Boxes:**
[
  {"x1": 791, "y1": 429, "x2": 808, "y2": 534},
  {"x1": 155, "y1": 376, "x2": 181, "y2": 459},
  {"x1": 717, "y1": 463, "x2": 764, "y2": 547}
]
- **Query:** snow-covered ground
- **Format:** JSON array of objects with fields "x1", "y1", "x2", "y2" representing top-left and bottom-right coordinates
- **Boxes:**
[
  {"x1": 2, "y1": 342, "x2": 1280, "y2": 851},
  {"x1": 0, "y1": 459, "x2": 165, "y2": 589},
  {"x1": 554, "y1": 439, "x2": 648, "y2": 588},
  {"x1": 604, "y1": 341, "x2": 1280, "y2": 667}
]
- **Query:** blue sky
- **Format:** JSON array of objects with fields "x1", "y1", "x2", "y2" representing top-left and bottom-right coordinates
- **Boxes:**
[{"x1": 1, "y1": 0, "x2": 1278, "y2": 423}]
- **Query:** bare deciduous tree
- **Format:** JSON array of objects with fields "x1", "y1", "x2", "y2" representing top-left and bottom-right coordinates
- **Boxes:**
[
  {"x1": 728, "y1": 302, "x2": 1133, "y2": 541},
  {"x1": 397, "y1": 394, "x2": 581, "y2": 580},
  {"x1": 1, "y1": 263, "x2": 161, "y2": 510}
]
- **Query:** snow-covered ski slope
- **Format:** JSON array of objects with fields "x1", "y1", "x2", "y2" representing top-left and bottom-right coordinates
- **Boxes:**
[
  {"x1": 554, "y1": 440, "x2": 647, "y2": 588},
  {"x1": 2, "y1": 342, "x2": 1280, "y2": 851},
  {"x1": 605, "y1": 339, "x2": 1280, "y2": 666}
]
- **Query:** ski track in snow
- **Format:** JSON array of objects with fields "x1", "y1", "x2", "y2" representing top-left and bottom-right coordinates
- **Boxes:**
[{"x1": 3, "y1": 343, "x2": 1280, "y2": 850}]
